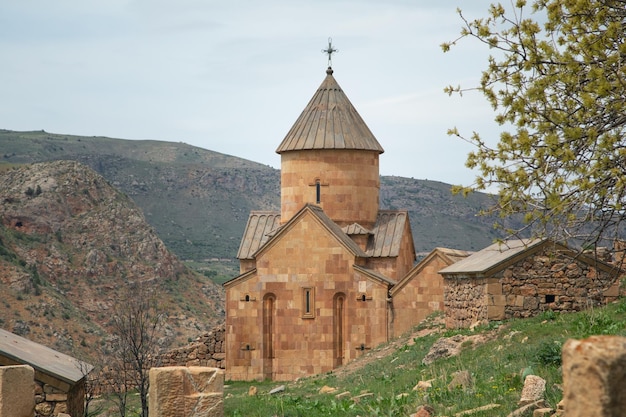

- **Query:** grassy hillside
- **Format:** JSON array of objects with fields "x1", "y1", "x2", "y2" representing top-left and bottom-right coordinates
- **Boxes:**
[{"x1": 222, "y1": 299, "x2": 626, "y2": 416}]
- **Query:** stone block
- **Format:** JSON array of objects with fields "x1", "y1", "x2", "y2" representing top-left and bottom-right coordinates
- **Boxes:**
[
  {"x1": 0, "y1": 365, "x2": 34, "y2": 417},
  {"x1": 562, "y1": 336, "x2": 626, "y2": 417},
  {"x1": 519, "y1": 375, "x2": 546, "y2": 405},
  {"x1": 603, "y1": 282, "x2": 620, "y2": 297},
  {"x1": 487, "y1": 304, "x2": 505, "y2": 320},
  {"x1": 149, "y1": 366, "x2": 224, "y2": 417},
  {"x1": 487, "y1": 281, "x2": 502, "y2": 295},
  {"x1": 45, "y1": 393, "x2": 67, "y2": 402},
  {"x1": 490, "y1": 294, "x2": 506, "y2": 306}
]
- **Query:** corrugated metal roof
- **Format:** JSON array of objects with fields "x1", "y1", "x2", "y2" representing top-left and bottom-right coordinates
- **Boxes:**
[
  {"x1": 367, "y1": 210, "x2": 409, "y2": 258},
  {"x1": 0, "y1": 328, "x2": 93, "y2": 385},
  {"x1": 236, "y1": 211, "x2": 281, "y2": 260},
  {"x1": 276, "y1": 68, "x2": 384, "y2": 154},
  {"x1": 342, "y1": 223, "x2": 372, "y2": 235},
  {"x1": 439, "y1": 238, "x2": 544, "y2": 276}
]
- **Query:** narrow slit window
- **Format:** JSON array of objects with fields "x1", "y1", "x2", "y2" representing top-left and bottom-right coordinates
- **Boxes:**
[
  {"x1": 315, "y1": 180, "x2": 321, "y2": 204},
  {"x1": 302, "y1": 287, "x2": 315, "y2": 318}
]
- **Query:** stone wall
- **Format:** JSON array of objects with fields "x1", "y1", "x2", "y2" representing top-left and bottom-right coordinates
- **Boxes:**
[
  {"x1": 498, "y1": 251, "x2": 620, "y2": 319},
  {"x1": 34, "y1": 380, "x2": 77, "y2": 417},
  {"x1": 444, "y1": 247, "x2": 621, "y2": 328},
  {"x1": 159, "y1": 325, "x2": 225, "y2": 370},
  {"x1": 443, "y1": 277, "x2": 488, "y2": 328}
]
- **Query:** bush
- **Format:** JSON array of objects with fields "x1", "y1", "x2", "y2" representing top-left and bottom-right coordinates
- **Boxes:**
[
  {"x1": 573, "y1": 309, "x2": 624, "y2": 338},
  {"x1": 534, "y1": 340, "x2": 563, "y2": 367}
]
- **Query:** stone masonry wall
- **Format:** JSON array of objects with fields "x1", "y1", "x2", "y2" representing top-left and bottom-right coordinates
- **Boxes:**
[
  {"x1": 444, "y1": 247, "x2": 621, "y2": 328},
  {"x1": 443, "y1": 277, "x2": 488, "y2": 328},
  {"x1": 159, "y1": 325, "x2": 225, "y2": 370},
  {"x1": 496, "y1": 250, "x2": 620, "y2": 319}
]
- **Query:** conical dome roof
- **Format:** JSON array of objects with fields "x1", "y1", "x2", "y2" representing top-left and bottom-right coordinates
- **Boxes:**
[{"x1": 276, "y1": 68, "x2": 384, "y2": 154}]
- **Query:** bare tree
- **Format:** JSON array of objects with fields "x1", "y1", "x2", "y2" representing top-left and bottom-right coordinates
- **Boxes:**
[{"x1": 109, "y1": 282, "x2": 163, "y2": 417}]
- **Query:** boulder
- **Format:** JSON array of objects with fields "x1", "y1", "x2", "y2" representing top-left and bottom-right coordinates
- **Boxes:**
[{"x1": 562, "y1": 336, "x2": 626, "y2": 417}]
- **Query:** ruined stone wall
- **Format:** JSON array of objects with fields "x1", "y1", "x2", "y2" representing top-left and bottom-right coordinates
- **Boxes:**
[
  {"x1": 158, "y1": 325, "x2": 226, "y2": 369},
  {"x1": 443, "y1": 277, "x2": 488, "y2": 328}
]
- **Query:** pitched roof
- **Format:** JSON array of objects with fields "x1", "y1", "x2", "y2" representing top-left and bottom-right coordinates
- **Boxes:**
[
  {"x1": 223, "y1": 268, "x2": 257, "y2": 288},
  {"x1": 439, "y1": 239, "x2": 544, "y2": 276},
  {"x1": 237, "y1": 211, "x2": 281, "y2": 260},
  {"x1": 237, "y1": 208, "x2": 413, "y2": 261},
  {"x1": 276, "y1": 68, "x2": 384, "y2": 154},
  {"x1": 391, "y1": 247, "x2": 472, "y2": 296},
  {"x1": 342, "y1": 223, "x2": 372, "y2": 235},
  {"x1": 366, "y1": 210, "x2": 412, "y2": 258},
  {"x1": 0, "y1": 328, "x2": 93, "y2": 387},
  {"x1": 353, "y1": 264, "x2": 397, "y2": 286},
  {"x1": 240, "y1": 204, "x2": 368, "y2": 260},
  {"x1": 279, "y1": 204, "x2": 368, "y2": 257}
]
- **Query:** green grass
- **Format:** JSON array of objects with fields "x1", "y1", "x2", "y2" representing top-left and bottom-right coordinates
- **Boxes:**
[{"x1": 224, "y1": 300, "x2": 626, "y2": 417}]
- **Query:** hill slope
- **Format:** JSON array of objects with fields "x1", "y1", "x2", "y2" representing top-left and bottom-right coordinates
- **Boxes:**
[
  {"x1": 0, "y1": 160, "x2": 224, "y2": 360},
  {"x1": 0, "y1": 129, "x2": 508, "y2": 263}
]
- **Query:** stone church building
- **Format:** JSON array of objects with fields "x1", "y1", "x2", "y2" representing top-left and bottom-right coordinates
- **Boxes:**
[
  {"x1": 222, "y1": 64, "x2": 625, "y2": 382},
  {"x1": 223, "y1": 66, "x2": 435, "y2": 381}
]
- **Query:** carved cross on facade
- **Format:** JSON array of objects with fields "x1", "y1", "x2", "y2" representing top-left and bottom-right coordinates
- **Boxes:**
[
  {"x1": 322, "y1": 37, "x2": 338, "y2": 67},
  {"x1": 309, "y1": 179, "x2": 329, "y2": 204}
]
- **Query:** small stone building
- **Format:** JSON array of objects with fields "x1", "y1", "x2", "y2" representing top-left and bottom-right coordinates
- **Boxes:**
[
  {"x1": 440, "y1": 239, "x2": 623, "y2": 328},
  {"x1": 0, "y1": 328, "x2": 93, "y2": 417},
  {"x1": 224, "y1": 66, "x2": 422, "y2": 381}
]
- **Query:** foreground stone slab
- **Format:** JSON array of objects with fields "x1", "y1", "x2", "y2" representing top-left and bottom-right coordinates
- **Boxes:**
[
  {"x1": 149, "y1": 366, "x2": 224, "y2": 417},
  {"x1": 0, "y1": 365, "x2": 34, "y2": 417},
  {"x1": 562, "y1": 336, "x2": 626, "y2": 417}
]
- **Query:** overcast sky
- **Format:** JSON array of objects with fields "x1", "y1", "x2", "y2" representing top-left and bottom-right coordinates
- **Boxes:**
[{"x1": 0, "y1": 0, "x2": 503, "y2": 185}]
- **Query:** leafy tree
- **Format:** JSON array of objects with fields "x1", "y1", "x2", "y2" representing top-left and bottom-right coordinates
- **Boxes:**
[{"x1": 443, "y1": 0, "x2": 626, "y2": 248}]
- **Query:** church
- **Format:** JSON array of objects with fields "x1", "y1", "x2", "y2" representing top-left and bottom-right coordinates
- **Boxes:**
[{"x1": 223, "y1": 60, "x2": 449, "y2": 381}]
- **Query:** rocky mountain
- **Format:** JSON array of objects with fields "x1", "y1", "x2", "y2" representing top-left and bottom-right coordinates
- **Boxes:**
[
  {"x1": 0, "y1": 130, "x2": 509, "y2": 266},
  {"x1": 0, "y1": 160, "x2": 224, "y2": 361}
]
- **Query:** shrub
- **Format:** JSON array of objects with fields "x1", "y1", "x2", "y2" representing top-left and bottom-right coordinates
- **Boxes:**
[{"x1": 534, "y1": 340, "x2": 563, "y2": 367}]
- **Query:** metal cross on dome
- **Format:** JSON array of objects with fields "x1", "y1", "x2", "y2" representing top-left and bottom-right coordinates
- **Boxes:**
[{"x1": 322, "y1": 37, "x2": 338, "y2": 67}]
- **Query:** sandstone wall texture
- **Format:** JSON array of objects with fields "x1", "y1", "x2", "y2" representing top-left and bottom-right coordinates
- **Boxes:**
[{"x1": 280, "y1": 150, "x2": 380, "y2": 228}]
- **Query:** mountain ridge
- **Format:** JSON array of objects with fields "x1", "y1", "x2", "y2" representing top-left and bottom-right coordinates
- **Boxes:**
[{"x1": 0, "y1": 129, "x2": 508, "y2": 265}]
